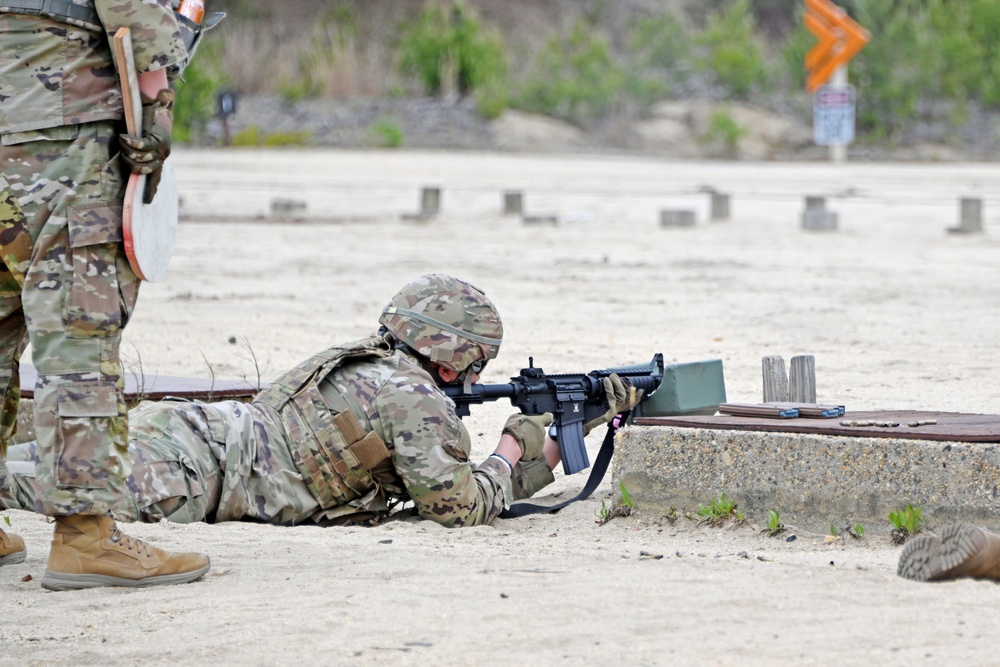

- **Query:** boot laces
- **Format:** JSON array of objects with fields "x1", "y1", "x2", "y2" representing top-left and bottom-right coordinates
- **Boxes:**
[{"x1": 108, "y1": 522, "x2": 155, "y2": 559}]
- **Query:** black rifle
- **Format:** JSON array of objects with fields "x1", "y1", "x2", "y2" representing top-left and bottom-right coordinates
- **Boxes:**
[{"x1": 444, "y1": 353, "x2": 665, "y2": 475}]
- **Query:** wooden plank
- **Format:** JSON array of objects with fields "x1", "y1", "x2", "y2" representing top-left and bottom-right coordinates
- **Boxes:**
[
  {"x1": 112, "y1": 27, "x2": 142, "y2": 134},
  {"x1": 19, "y1": 364, "x2": 261, "y2": 402},
  {"x1": 634, "y1": 410, "x2": 1000, "y2": 443},
  {"x1": 761, "y1": 355, "x2": 788, "y2": 402}
]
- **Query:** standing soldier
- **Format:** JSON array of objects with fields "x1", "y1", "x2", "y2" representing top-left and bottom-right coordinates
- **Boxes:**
[{"x1": 0, "y1": 0, "x2": 209, "y2": 589}]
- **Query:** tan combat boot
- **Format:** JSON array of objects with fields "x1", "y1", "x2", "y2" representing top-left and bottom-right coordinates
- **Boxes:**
[
  {"x1": 897, "y1": 522, "x2": 1000, "y2": 582},
  {"x1": 41, "y1": 514, "x2": 210, "y2": 591},
  {"x1": 0, "y1": 526, "x2": 26, "y2": 566}
]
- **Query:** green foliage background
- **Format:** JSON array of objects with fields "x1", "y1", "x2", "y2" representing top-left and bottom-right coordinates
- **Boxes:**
[{"x1": 178, "y1": 0, "x2": 1000, "y2": 148}]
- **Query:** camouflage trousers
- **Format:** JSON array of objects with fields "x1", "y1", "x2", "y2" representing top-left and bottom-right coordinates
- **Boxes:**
[
  {"x1": 0, "y1": 121, "x2": 138, "y2": 516},
  {"x1": 4, "y1": 399, "x2": 323, "y2": 526}
]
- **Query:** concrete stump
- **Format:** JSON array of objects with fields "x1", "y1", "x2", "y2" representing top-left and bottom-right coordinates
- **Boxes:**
[
  {"x1": 710, "y1": 192, "x2": 730, "y2": 221},
  {"x1": 503, "y1": 191, "x2": 523, "y2": 216},
  {"x1": 402, "y1": 186, "x2": 441, "y2": 221},
  {"x1": 801, "y1": 196, "x2": 838, "y2": 231},
  {"x1": 948, "y1": 197, "x2": 983, "y2": 234}
]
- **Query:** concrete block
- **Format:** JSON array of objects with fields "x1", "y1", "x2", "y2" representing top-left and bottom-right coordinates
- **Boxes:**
[
  {"x1": 660, "y1": 210, "x2": 697, "y2": 228},
  {"x1": 270, "y1": 198, "x2": 307, "y2": 216},
  {"x1": 613, "y1": 425, "x2": 1000, "y2": 533},
  {"x1": 523, "y1": 214, "x2": 558, "y2": 226}
]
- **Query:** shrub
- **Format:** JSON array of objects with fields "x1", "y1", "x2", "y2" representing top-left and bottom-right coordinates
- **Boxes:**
[
  {"x1": 694, "y1": 0, "x2": 768, "y2": 99},
  {"x1": 397, "y1": 1, "x2": 508, "y2": 109},
  {"x1": 703, "y1": 108, "x2": 746, "y2": 154},
  {"x1": 172, "y1": 40, "x2": 229, "y2": 143},
  {"x1": 625, "y1": 13, "x2": 693, "y2": 108},
  {"x1": 515, "y1": 19, "x2": 624, "y2": 126},
  {"x1": 850, "y1": 0, "x2": 934, "y2": 139},
  {"x1": 368, "y1": 117, "x2": 404, "y2": 148}
]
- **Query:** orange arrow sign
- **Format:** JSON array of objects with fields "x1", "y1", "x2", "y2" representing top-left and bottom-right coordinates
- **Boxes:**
[{"x1": 803, "y1": 0, "x2": 870, "y2": 92}]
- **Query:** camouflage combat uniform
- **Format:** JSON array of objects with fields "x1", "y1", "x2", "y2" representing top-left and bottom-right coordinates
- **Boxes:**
[
  {"x1": 0, "y1": 2, "x2": 185, "y2": 515},
  {"x1": 4, "y1": 336, "x2": 557, "y2": 527}
]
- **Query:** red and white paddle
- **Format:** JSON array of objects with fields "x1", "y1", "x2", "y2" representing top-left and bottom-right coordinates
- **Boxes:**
[{"x1": 113, "y1": 27, "x2": 179, "y2": 283}]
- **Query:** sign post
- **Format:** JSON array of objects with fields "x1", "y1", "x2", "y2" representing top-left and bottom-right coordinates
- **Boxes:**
[{"x1": 803, "y1": 0, "x2": 870, "y2": 163}]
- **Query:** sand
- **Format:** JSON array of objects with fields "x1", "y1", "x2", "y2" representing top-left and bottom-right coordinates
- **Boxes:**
[{"x1": 2, "y1": 149, "x2": 1000, "y2": 665}]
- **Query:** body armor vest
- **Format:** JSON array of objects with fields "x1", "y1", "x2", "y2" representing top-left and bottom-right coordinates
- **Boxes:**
[
  {"x1": 0, "y1": 0, "x2": 224, "y2": 75},
  {"x1": 0, "y1": 0, "x2": 100, "y2": 31},
  {"x1": 254, "y1": 336, "x2": 398, "y2": 511}
]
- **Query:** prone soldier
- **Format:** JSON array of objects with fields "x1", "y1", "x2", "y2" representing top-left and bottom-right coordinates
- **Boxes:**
[{"x1": 2, "y1": 274, "x2": 640, "y2": 529}]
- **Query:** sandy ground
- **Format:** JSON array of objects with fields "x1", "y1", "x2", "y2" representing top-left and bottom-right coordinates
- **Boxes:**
[{"x1": 2, "y1": 149, "x2": 1000, "y2": 665}]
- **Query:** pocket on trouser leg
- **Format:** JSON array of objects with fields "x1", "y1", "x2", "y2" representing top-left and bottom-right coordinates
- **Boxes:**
[
  {"x1": 65, "y1": 202, "x2": 135, "y2": 338},
  {"x1": 126, "y1": 455, "x2": 210, "y2": 523},
  {"x1": 54, "y1": 381, "x2": 127, "y2": 488}
]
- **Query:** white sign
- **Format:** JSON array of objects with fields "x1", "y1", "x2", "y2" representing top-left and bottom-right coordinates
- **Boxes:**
[{"x1": 813, "y1": 84, "x2": 856, "y2": 146}]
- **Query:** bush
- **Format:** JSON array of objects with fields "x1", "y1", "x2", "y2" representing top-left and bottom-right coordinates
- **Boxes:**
[
  {"x1": 625, "y1": 13, "x2": 693, "y2": 108},
  {"x1": 515, "y1": 19, "x2": 624, "y2": 126},
  {"x1": 926, "y1": 0, "x2": 1000, "y2": 108},
  {"x1": 703, "y1": 108, "x2": 745, "y2": 154},
  {"x1": 850, "y1": 0, "x2": 933, "y2": 139},
  {"x1": 694, "y1": 0, "x2": 768, "y2": 99},
  {"x1": 368, "y1": 117, "x2": 404, "y2": 148},
  {"x1": 397, "y1": 1, "x2": 508, "y2": 110},
  {"x1": 172, "y1": 40, "x2": 229, "y2": 143}
]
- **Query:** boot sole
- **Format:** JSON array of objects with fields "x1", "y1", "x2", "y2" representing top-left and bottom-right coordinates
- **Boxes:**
[
  {"x1": 897, "y1": 522, "x2": 987, "y2": 582},
  {"x1": 40, "y1": 562, "x2": 211, "y2": 591},
  {"x1": 0, "y1": 550, "x2": 27, "y2": 566},
  {"x1": 897, "y1": 533, "x2": 941, "y2": 581}
]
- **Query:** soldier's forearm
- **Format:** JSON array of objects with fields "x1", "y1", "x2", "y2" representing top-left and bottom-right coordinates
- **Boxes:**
[{"x1": 137, "y1": 68, "x2": 169, "y2": 98}]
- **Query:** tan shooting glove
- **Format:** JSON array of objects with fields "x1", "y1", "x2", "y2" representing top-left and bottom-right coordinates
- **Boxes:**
[
  {"x1": 119, "y1": 89, "x2": 174, "y2": 204},
  {"x1": 582, "y1": 374, "x2": 644, "y2": 436},
  {"x1": 502, "y1": 412, "x2": 554, "y2": 462}
]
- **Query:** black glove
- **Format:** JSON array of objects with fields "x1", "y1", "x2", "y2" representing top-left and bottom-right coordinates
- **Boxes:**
[{"x1": 120, "y1": 89, "x2": 174, "y2": 204}]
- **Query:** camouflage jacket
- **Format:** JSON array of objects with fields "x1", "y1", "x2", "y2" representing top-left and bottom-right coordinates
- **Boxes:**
[
  {"x1": 0, "y1": 0, "x2": 184, "y2": 137},
  {"x1": 254, "y1": 335, "x2": 514, "y2": 528}
]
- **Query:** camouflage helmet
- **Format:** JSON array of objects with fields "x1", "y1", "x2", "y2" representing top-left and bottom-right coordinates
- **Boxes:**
[{"x1": 379, "y1": 274, "x2": 503, "y2": 373}]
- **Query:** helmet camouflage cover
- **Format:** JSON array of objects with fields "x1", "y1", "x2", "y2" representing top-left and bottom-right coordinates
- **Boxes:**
[{"x1": 379, "y1": 274, "x2": 503, "y2": 373}]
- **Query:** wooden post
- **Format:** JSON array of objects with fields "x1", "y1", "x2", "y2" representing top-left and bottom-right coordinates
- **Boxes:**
[
  {"x1": 420, "y1": 187, "x2": 441, "y2": 217},
  {"x1": 789, "y1": 355, "x2": 817, "y2": 403},
  {"x1": 402, "y1": 186, "x2": 441, "y2": 221},
  {"x1": 762, "y1": 355, "x2": 788, "y2": 403},
  {"x1": 710, "y1": 192, "x2": 730, "y2": 221},
  {"x1": 503, "y1": 191, "x2": 523, "y2": 216},
  {"x1": 948, "y1": 197, "x2": 983, "y2": 234}
]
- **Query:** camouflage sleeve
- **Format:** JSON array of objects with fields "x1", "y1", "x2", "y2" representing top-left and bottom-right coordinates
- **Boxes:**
[
  {"x1": 96, "y1": 0, "x2": 185, "y2": 73},
  {"x1": 371, "y1": 368, "x2": 513, "y2": 527}
]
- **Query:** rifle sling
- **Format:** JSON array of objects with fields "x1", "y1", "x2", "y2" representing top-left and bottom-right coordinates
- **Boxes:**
[{"x1": 499, "y1": 420, "x2": 618, "y2": 519}]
